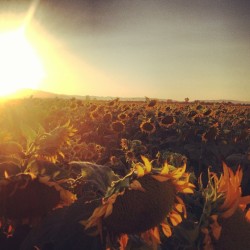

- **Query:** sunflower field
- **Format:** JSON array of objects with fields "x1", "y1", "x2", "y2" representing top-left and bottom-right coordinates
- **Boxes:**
[{"x1": 0, "y1": 97, "x2": 249, "y2": 250}]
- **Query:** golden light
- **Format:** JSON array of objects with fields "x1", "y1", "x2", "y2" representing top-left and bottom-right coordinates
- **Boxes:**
[
  {"x1": 0, "y1": 0, "x2": 45, "y2": 97},
  {"x1": 0, "y1": 28, "x2": 45, "y2": 97},
  {"x1": 0, "y1": 0, "x2": 116, "y2": 98}
]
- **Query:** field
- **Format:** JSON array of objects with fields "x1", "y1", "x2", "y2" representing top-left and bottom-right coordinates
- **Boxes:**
[{"x1": 0, "y1": 97, "x2": 249, "y2": 250}]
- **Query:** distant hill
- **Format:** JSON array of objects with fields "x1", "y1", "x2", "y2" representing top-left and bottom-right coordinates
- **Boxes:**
[
  {"x1": 7, "y1": 89, "x2": 57, "y2": 99},
  {"x1": 4, "y1": 88, "x2": 115, "y2": 100},
  {"x1": 4, "y1": 88, "x2": 147, "y2": 102},
  {"x1": 3, "y1": 88, "x2": 250, "y2": 104}
]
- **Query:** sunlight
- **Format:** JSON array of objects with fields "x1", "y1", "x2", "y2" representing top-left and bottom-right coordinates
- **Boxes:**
[{"x1": 0, "y1": 28, "x2": 45, "y2": 97}]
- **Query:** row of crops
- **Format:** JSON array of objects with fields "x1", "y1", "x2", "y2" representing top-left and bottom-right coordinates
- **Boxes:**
[{"x1": 0, "y1": 97, "x2": 249, "y2": 249}]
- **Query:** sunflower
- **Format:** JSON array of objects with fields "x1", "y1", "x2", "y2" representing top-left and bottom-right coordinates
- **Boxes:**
[
  {"x1": 159, "y1": 115, "x2": 175, "y2": 128},
  {"x1": 108, "y1": 98, "x2": 120, "y2": 106},
  {"x1": 147, "y1": 99, "x2": 157, "y2": 108},
  {"x1": 89, "y1": 104, "x2": 98, "y2": 112},
  {"x1": 0, "y1": 173, "x2": 76, "y2": 233},
  {"x1": 82, "y1": 156, "x2": 195, "y2": 249},
  {"x1": 198, "y1": 163, "x2": 250, "y2": 248},
  {"x1": 90, "y1": 110, "x2": 100, "y2": 120},
  {"x1": 203, "y1": 109, "x2": 212, "y2": 116},
  {"x1": 140, "y1": 121, "x2": 156, "y2": 134},
  {"x1": 103, "y1": 112, "x2": 112, "y2": 123},
  {"x1": 111, "y1": 121, "x2": 125, "y2": 133},
  {"x1": 202, "y1": 126, "x2": 219, "y2": 142},
  {"x1": 118, "y1": 112, "x2": 127, "y2": 121},
  {"x1": 125, "y1": 150, "x2": 136, "y2": 162}
]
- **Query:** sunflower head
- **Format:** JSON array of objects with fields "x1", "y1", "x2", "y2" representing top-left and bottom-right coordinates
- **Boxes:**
[
  {"x1": 90, "y1": 110, "x2": 100, "y2": 120},
  {"x1": 160, "y1": 115, "x2": 175, "y2": 128},
  {"x1": 147, "y1": 99, "x2": 157, "y2": 108},
  {"x1": 125, "y1": 150, "x2": 136, "y2": 162},
  {"x1": 140, "y1": 121, "x2": 156, "y2": 134},
  {"x1": 111, "y1": 121, "x2": 125, "y2": 133},
  {"x1": 102, "y1": 112, "x2": 112, "y2": 123},
  {"x1": 118, "y1": 112, "x2": 127, "y2": 121},
  {"x1": 83, "y1": 156, "x2": 195, "y2": 247},
  {"x1": 0, "y1": 173, "x2": 76, "y2": 222},
  {"x1": 104, "y1": 174, "x2": 176, "y2": 235}
]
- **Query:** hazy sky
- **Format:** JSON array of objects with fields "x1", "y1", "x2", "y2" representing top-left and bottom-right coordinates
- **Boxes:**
[{"x1": 1, "y1": 0, "x2": 250, "y2": 101}]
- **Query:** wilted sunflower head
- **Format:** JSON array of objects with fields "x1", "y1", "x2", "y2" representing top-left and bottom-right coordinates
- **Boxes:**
[
  {"x1": 124, "y1": 150, "x2": 135, "y2": 161},
  {"x1": 108, "y1": 98, "x2": 119, "y2": 106},
  {"x1": 0, "y1": 173, "x2": 76, "y2": 222},
  {"x1": 118, "y1": 112, "x2": 127, "y2": 121},
  {"x1": 90, "y1": 111, "x2": 100, "y2": 120},
  {"x1": 104, "y1": 174, "x2": 176, "y2": 235},
  {"x1": 202, "y1": 126, "x2": 219, "y2": 142},
  {"x1": 89, "y1": 104, "x2": 98, "y2": 112},
  {"x1": 103, "y1": 112, "x2": 112, "y2": 123},
  {"x1": 84, "y1": 156, "x2": 195, "y2": 246},
  {"x1": 111, "y1": 121, "x2": 125, "y2": 133},
  {"x1": 203, "y1": 109, "x2": 212, "y2": 116},
  {"x1": 147, "y1": 99, "x2": 157, "y2": 108},
  {"x1": 140, "y1": 121, "x2": 156, "y2": 134},
  {"x1": 160, "y1": 115, "x2": 175, "y2": 128}
]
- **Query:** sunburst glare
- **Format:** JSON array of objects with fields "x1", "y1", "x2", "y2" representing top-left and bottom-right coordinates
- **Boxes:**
[{"x1": 0, "y1": 28, "x2": 45, "y2": 96}]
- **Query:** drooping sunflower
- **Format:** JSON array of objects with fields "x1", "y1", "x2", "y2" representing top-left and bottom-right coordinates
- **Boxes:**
[
  {"x1": 111, "y1": 121, "x2": 125, "y2": 133},
  {"x1": 140, "y1": 121, "x2": 156, "y2": 134},
  {"x1": 125, "y1": 150, "x2": 136, "y2": 163},
  {"x1": 159, "y1": 115, "x2": 175, "y2": 128},
  {"x1": 146, "y1": 99, "x2": 158, "y2": 108},
  {"x1": 118, "y1": 112, "x2": 127, "y2": 121},
  {"x1": 102, "y1": 112, "x2": 112, "y2": 123},
  {"x1": 0, "y1": 173, "x2": 76, "y2": 233},
  {"x1": 82, "y1": 156, "x2": 195, "y2": 249}
]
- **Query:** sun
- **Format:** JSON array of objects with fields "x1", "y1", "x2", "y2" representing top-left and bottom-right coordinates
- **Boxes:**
[{"x1": 0, "y1": 28, "x2": 45, "y2": 97}]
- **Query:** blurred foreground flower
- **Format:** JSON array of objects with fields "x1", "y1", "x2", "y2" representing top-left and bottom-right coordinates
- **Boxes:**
[
  {"x1": 198, "y1": 163, "x2": 250, "y2": 249},
  {"x1": 82, "y1": 156, "x2": 195, "y2": 249}
]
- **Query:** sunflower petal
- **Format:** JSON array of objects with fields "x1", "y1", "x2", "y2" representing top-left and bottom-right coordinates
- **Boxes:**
[
  {"x1": 161, "y1": 223, "x2": 172, "y2": 237},
  {"x1": 134, "y1": 163, "x2": 145, "y2": 177},
  {"x1": 141, "y1": 155, "x2": 152, "y2": 173},
  {"x1": 119, "y1": 234, "x2": 129, "y2": 250},
  {"x1": 169, "y1": 211, "x2": 182, "y2": 226},
  {"x1": 160, "y1": 162, "x2": 169, "y2": 175}
]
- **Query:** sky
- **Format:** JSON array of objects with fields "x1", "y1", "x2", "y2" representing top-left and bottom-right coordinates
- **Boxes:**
[{"x1": 0, "y1": 0, "x2": 250, "y2": 101}]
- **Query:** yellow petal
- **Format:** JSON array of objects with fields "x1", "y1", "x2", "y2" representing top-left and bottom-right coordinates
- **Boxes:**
[
  {"x1": 129, "y1": 180, "x2": 145, "y2": 192},
  {"x1": 141, "y1": 155, "x2": 152, "y2": 173},
  {"x1": 161, "y1": 223, "x2": 172, "y2": 237},
  {"x1": 134, "y1": 163, "x2": 145, "y2": 177},
  {"x1": 160, "y1": 162, "x2": 169, "y2": 175},
  {"x1": 176, "y1": 195, "x2": 185, "y2": 205},
  {"x1": 169, "y1": 211, "x2": 182, "y2": 226},
  {"x1": 152, "y1": 175, "x2": 169, "y2": 182},
  {"x1": 175, "y1": 203, "x2": 183, "y2": 213},
  {"x1": 151, "y1": 227, "x2": 161, "y2": 244},
  {"x1": 182, "y1": 187, "x2": 194, "y2": 194},
  {"x1": 175, "y1": 180, "x2": 186, "y2": 186},
  {"x1": 171, "y1": 164, "x2": 186, "y2": 179},
  {"x1": 4, "y1": 171, "x2": 9, "y2": 178}
]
